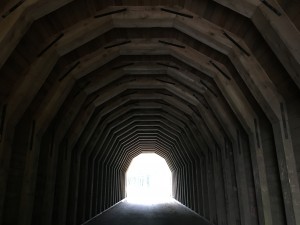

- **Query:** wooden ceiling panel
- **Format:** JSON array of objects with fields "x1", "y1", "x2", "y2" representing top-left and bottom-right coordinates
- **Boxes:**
[
  {"x1": 285, "y1": 2, "x2": 300, "y2": 30},
  {"x1": 0, "y1": 0, "x2": 11, "y2": 12},
  {"x1": 184, "y1": 0, "x2": 208, "y2": 17},
  {"x1": 60, "y1": 28, "x2": 175, "y2": 68},
  {"x1": 203, "y1": 1, "x2": 252, "y2": 37},
  {"x1": 36, "y1": 0, "x2": 92, "y2": 30},
  {"x1": 116, "y1": 0, "x2": 185, "y2": 6},
  {"x1": 0, "y1": 49, "x2": 33, "y2": 101},
  {"x1": 0, "y1": 0, "x2": 298, "y2": 117},
  {"x1": 273, "y1": 0, "x2": 300, "y2": 30},
  {"x1": 0, "y1": 2, "x2": 300, "y2": 225}
]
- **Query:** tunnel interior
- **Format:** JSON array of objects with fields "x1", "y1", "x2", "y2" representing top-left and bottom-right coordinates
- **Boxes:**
[{"x1": 0, "y1": 1, "x2": 300, "y2": 225}]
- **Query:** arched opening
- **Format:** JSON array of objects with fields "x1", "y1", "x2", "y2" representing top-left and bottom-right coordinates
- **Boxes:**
[{"x1": 126, "y1": 153, "x2": 172, "y2": 204}]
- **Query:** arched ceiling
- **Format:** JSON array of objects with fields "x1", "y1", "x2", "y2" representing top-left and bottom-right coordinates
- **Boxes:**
[
  {"x1": 0, "y1": 0, "x2": 299, "y2": 194},
  {"x1": 0, "y1": 0, "x2": 300, "y2": 179},
  {"x1": 0, "y1": 1, "x2": 300, "y2": 225}
]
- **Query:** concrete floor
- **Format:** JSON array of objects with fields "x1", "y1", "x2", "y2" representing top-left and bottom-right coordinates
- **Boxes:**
[{"x1": 84, "y1": 199, "x2": 212, "y2": 225}]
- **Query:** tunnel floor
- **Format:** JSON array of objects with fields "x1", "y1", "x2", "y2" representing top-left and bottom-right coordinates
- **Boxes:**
[{"x1": 84, "y1": 198, "x2": 212, "y2": 225}]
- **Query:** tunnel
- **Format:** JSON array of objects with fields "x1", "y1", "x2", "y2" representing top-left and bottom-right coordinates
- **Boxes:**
[{"x1": 0, "y1": 0, "x2": 300, "y2": 225}]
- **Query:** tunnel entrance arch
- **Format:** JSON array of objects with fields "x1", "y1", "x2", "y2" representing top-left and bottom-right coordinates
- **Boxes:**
[{"x1": 126, "y1": 153, "x2": 172, "y2": 204}]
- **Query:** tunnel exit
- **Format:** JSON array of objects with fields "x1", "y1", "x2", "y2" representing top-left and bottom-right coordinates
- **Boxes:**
[{"x1": 126, "y1": 153, "x2": 172, "y2": 204}]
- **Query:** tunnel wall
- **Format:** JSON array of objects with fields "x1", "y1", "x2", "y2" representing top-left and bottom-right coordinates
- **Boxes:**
[{"x1": 0, "y1": 1, "x2": 300, "y2": 225}]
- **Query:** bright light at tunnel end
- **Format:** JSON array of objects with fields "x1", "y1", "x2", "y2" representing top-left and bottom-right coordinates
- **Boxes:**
[{"x1": 126, "y1": 153, "x2": 172, "y2": 205}]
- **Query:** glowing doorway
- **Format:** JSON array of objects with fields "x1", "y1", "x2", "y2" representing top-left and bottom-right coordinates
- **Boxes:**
[{"x1": 126, "y1": 153, "x2": 172, "y2": 204}]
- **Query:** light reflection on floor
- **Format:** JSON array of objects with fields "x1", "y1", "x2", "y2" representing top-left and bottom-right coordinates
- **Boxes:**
[{"x1": 126, "y1": 194, "x2": 173, "y2": 205}]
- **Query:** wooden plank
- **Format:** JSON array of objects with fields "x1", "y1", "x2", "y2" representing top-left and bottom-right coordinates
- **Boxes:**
[
  {"x1": 212, "y1": 0, "x2": 259, "y2": 17},
  {"x1": 1, "y1": 6, "x2": 299, "y2": 225},
  {"x1": 62, "y1": 40, "x2": 275, "y2": 225},
  {"x1": 206, "y1": 1, "x2": 300, "y2": 90},
  {"x1": 252, "y1": 4, "x2": 300, "y2": 90},
  {"x1": 0, "y1": 0, "x2": 74, "y2": 70},
  {"x1": 231, "y1": 40, "x2": 300, "y2": 225}
]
